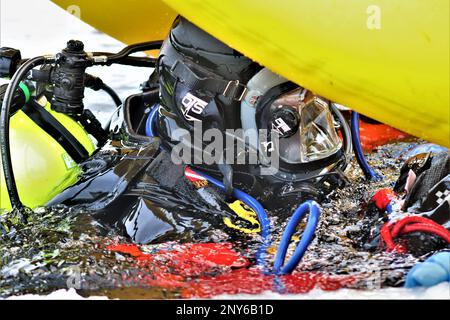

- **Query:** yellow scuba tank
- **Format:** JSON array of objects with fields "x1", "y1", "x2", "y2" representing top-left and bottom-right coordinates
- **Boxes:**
[{"x1": 0, "y1": 90, "x2": 96, "y2": 211}]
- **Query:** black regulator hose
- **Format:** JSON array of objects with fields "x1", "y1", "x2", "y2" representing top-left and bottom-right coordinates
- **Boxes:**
[
  {"x1": 92, "y1": 54, "x2": 156, "y2": 68},
  {"x1": 0, "y1": 55, "x2": 52, "y2": 210},
  {"x1": 107, "y1": 40, "x2": 163, "y2": 61},
  {"x1": 100, "y1": 83, "x2": 122, "y2": 107},
  {"x1": 85, "y1": 74, "x2": 122, "y2": 107},
  {"x1": 92, "y1": 40, "x2": 163, "y2": 66},
  {"x1": 331, "y1": 103, "x2": 352, "y2": 157}
]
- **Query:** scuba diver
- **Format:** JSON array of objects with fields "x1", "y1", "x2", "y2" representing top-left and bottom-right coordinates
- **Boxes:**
[
  {"x1": 0, "y1": 16, "x2": 449, "y2": 278},
  {"x1": 148, "y1": 17, "x2": 350, "y2": 207},
  {"x1": 48, "y1": 16, "x2": 352, "y2": 244}
]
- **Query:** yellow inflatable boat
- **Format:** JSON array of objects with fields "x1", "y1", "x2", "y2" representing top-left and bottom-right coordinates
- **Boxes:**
[{"x1": 52, "y1": 0, "x2": 449, "y2": 147}]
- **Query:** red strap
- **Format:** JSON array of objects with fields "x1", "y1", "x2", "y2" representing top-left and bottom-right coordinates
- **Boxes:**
[
  {"x1": 391, "y1": 216, "x2": 444, "y2": 237},
  {"x1": 185, "y1": 167, "x2": 207, "y2": 182},
  {"x1": 380, "y1": 216, "x2": 450, "y2": 253},
  {"x1": 401, "y1": 224, "x2": 450, "y2": 243}
]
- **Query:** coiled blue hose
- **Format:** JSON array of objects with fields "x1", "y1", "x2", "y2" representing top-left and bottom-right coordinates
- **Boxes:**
[
  {"x1": 351, "y1": 112, "x2": 381, "y2": 180},
  {"x1": 273, "y1": 200, "x2": 321, "y2": 274}
]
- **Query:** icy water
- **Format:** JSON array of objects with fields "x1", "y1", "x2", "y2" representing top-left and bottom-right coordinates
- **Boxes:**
[
  {"x1": 0, "y1": 139, "x2": 447, "y2": 299},
  {"x1": 1, "y1": 0, "x2": 449, "y2": 299}
]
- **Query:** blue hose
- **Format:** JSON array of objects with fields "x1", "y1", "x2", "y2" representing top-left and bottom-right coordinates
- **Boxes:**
[
  {"x1": 194, "y1": 169, "x2": 321, "y2": 274},
  {"x1": 351, "y1": 112, "x2": 381, "y2": 181},
  {"x1": 145, "y1": 104, "x2": 160, "y2": 137},
  {"x1": 273, "y1": 200, "x2": 321, "y2": 274}
]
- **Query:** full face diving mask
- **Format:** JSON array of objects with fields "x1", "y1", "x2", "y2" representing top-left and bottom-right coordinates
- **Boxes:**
[
  {"x1": 257, "y1": 87, "x2": 343, "y2": 166},
  {"x1": 155, "y1": 17, "x2": 349, "y2": 203}
]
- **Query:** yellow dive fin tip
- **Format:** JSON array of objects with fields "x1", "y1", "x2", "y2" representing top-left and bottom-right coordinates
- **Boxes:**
[{"x1": 224, "y1": 200, "x2": 261, "y2": 234}]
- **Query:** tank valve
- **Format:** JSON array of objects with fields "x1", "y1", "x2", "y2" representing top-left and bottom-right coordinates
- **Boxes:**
[{"x1": 50, "y1": 40, "x2": 92, "y2": 116}]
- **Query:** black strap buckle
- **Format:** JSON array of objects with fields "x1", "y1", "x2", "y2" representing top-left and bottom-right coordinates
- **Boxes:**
[
  {"x1": 223, "y1": 80, "x2": 248, "y2": 101},
  {"x1": 171, "y1": 60, "x2": 248, "y2": 101}
]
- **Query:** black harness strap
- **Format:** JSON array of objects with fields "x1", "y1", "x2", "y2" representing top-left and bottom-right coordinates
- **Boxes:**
[
  {"x1": 170, "y1": 60, "x2": 248, "y2": 101},
  {"x1": 22, "y1": 99, "x2": 89, "y2": 163},
  {"x1": 77, "y1": 109, "x2": 109, "y2": 146}
]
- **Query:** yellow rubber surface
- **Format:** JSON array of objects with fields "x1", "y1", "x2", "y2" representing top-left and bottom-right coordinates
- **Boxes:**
[
  {"x1": 52, "y1": 0, "x2": 449, "y2": 147},
  {"x1": 52, "y1": 0, "x2": 177, "y2": 45}
]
